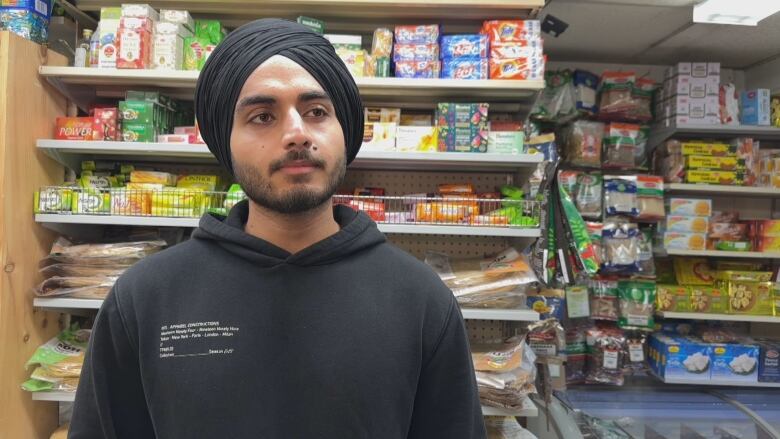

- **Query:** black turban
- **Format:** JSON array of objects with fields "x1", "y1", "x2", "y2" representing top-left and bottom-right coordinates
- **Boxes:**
[{"x1": 194, "y1": 18, "x2": 364, "y2": 174}]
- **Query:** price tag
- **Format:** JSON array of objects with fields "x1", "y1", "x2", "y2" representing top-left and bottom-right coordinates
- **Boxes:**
[
  {"x1": 603, "y1": 350, "x2": 618, "y2": 369},
  {"x1": 629, "y1": 343, "x2": 644, "y2": 362},
  {"x1": 548, "y1": 364, "x2": 561, "y2": 377},
  {"x1": 628, "y1": 315, "x2": 649, "y2": 327}
]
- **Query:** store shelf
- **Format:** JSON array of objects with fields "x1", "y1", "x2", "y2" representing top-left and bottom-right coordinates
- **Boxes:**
[
  {"x1": 655, "y1": 249, "x2": 780, "y2": 259},
  {"x1": 657, "y1": 312, "x2": 780, "y2": 324},
  {"x1": 460, "y1": 308, "x2": 539, "y2": 321},
  {"x1": 653, "y1": 375, "x2": 780, "y2": 389},
  {"x1": 34, "y1": 297, "x2": 103, "y2": 311},
  {"x1": 648, "y1": 123, "x2": 780, "y2": 153},
  {"x1": 482, "y1": 398, "x2": 538, "y2": 417},
  {"x1": 38, "y1": 67, "x2": 544, "y2": 109},
  {"x1": 36, "y1": 139, "x2": 543, "y2": 172},
  {"x1": 69, "y1": 0, "x2": 544, "y2": 33},
  {"x1": 31, "y1": 392, "x2": 76, "y2": 402},
  {"x1": 35, "y1": 214, "x2": 541, "y2": 237},
  {"x1": 665, "y1": 183, "x2": 780, "y2": 197}
]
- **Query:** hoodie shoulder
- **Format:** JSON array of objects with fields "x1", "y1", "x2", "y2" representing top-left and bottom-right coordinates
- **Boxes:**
[{"x1": 371, "y1": 242, "x2": 455, "y2": 303}]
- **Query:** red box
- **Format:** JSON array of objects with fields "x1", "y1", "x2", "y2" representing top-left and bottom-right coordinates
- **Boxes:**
[
  {"x1": 117, "y1": 23, "x2": 152, "y2": 69},
  {"x1": 55, "y1": 117, "x2": 93, "y2": 140},
  {"x1": 92, "y1": 107, "x2": 118, "y2": 141}
]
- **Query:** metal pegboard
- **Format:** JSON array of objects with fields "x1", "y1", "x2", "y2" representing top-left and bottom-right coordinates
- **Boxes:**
[
  {"x1": 342, "y1": 169, "x2": 513, "y2": 194},
  {"x1": 388, "y1": 234, "x2": 510, "y2": 259},
  {"x1": 464, "y1": 319, "x2": 532, "y2": 342}
]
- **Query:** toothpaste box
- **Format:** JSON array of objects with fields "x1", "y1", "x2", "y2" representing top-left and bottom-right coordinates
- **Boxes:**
[
  {"x1": 756, "y1": 339, "x2": 780, "y2": 383},
  {"x1": 711, "y1": 342, "x2": 759, "y2": 383},
  {"x1": 649, "y1": 334, "x2": 713, "y2": 381}
]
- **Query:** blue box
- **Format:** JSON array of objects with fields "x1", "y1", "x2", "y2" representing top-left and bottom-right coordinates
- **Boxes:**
[
  {"x1": 442, "y1": 58, "x2": 488, "y2": 80},
  {"x1": 441, "y1": 34, "x2": 488, "y2": 59},
  {"x1": 649, "y1": 334, "x2": 712, "y2": 381},
  {"x1": 711, "y1": 342, "x2": 759, "y2": 383},
  {"x1": 757, "y1": 339, "x2": 780, "y2": 383},
  {"x1": 740, "y1": 89, "x2": 771, "y2": 126},
  {"x1": 0, "y1": 0, "x2": 51, "y2": 21}
]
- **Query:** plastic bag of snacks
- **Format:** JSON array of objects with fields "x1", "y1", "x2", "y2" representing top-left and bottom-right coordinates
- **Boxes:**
[
  {"x1": 589, "y1": 278, "x2": 620, "y2": 321},
  {"x1": 576, "y1": 172, "x2": 603, "y2": 220},
  {"x1": 22, "y1": 325, "x2": 90, "y2": 393},
  {"x1": 560, "y1": 120, "x2": 604, "y2": 168},
  {"x1": 473, "y1": 336, "x2": 538, "y2": 411},
  {"x1": 617, "y1": 280, "x2": 656, "y2": 330},
  {"x1": 526, "y1": 289, "x2": 566, "y2": 320},
  {"x1": 530, "y1": 70, "x2": 577, "y2": 122},
  {"x1": 585, "y1": 326, "x2": 626, "y2": 386},
  {"x1": 601, "y1": 219, "x2": 641, "y2": 274},
  {"x1": 623, "y1": 331, "x2": 648, "y2": 375},
  {"x1": 598, "y1": 72, "x2": 654, "y2": 123},
  {"x1": 40, "y1": 237, "x2": 166, "y2": 266},
  {"x1": 586, "y1": 222, "x2": 603, "y2": 267},
  {"x1": 603, "y1": 123, "x2": 639, "y2": 169},
  {"x1": 604, "y1": 176, "x2": 639, "y2": 217},
  {"x1": 558, "y1": 179, "x2": 600, "y2": 276}
]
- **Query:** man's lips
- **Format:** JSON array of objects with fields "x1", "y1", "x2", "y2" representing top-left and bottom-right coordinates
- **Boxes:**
[{"x1": 277, "y1": 160, "x2": 320, "y2": 175}]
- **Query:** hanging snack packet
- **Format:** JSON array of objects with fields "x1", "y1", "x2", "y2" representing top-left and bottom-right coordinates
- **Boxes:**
[
  {"x1": 529, "y1": 70, "x2": 577, "y2": 122},
  {"x1": 527, "y1": 288, "x2": 566, "y2": 320},
  {"x1": 601, "y1": 219, "x2": 641, "y2": 274},
  {"x1": 586, "y1": 222, "x2": 603, "y2": 267},
  {"x1": 637, "y1": 228, "x2": 655, "y2": 275},
  {"x1": 589, "y1": 277, "x2": 619, "y2": 321},
  {"x1": 629, "y1": 78, "x2": 655, "y2": 122},
  {"x1": 576, "y1": 172, "x2": 603, "y2": 219},
  {"x1": 585, "y1": 327, "x2": 626, "y2": 386},
  {"x1": 623, "y1": 330, "x2": 648, "y2": 375},
  {"x1": 561, "y1": 120, "x2": 604, "y2": 168},
  {"x1": 636, "y1": 175, "x2": 664, "y2": 221},
  {"x1": 574, "y1": 69, "x2": 599, "y2": 115},
  {"x1": 566, "y1": 284, "x2": 591, "y2": 319},
  {"x1": 558, "y1": 178, "x2": 600, "y2": 276},
  {"x1": 617, "y1": 280, "x2": 656, "y2": 330},
  {"x1": 604, "y1": 176, "x2": 639, "y2": 217},
  {"x1": 603, "y1": 122, "x2": 639, "y2": 169}
]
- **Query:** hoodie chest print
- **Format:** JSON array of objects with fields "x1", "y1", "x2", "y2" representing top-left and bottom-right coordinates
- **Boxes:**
[{"x1": 159, "y1": 321, "x2": 240, "y2": 359}]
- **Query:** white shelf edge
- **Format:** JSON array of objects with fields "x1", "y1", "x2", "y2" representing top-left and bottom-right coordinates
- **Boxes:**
[
  {"x1": 653, "y1": 375, "x2": 780, "y2": 388},
  {"x1": 666, "y1": 183, "x2": 780, "y2": 197},
  {"x1": 31, "y1": 391, "x2": 76, "y2": 402},
  {"x1": 34, "y1": 297, "x2": 103, "y2": 310},
  {"x1": 461, "y1": 308, "x2": 539, "y2": 321},
  {"x1": 657, "y1": 311, "x2": 780, "y2": 324},
  {"x1": 35, "y1": 214, "x2": 541, "y2": 237},
  {"x1": 657, "y1": 249, "x2": 780, "y2": 259},
  {"x1": 481, "y1": 399, "x2": 537, "y2": 417}
]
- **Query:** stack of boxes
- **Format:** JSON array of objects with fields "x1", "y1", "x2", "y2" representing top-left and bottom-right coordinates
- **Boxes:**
[
  {"x1": 658, "y1": 62, "x2": 720, "y2": 127},
  {"x1": 662, "y1": 198, "x2": 712, "y2": 251},
  {"x1": 119, "y1": 91, "x2": 176, "y2": 142},
  {"x1": 436, "y1": 103, "x2": 489, "y2": 153},
  {"x1": 440, "y1": 34, "x2": 489, "y2": 80},
  {"x1": 152, "y1": 10, "x2": 194, "y2": 70},
  {"x1": 117, "y1": 4, "x2": 158, "y2": 69},
  {"x1": 183, "y1": 19, "x2": 225, "y2": 70},
  {"x1": 0, "y1": 0, "x2": 51, "y2": 44},
  {"x1": 393, "y1": 25, "x2": 440, "y2": 78},
  {"x1": 482, "y1": 20, "x2": 544, "y2": 80},
  {"x1": 658, "y1": 139, "x2": 759, "y2": 187}
]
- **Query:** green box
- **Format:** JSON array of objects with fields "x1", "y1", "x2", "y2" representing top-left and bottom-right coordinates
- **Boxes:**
[
  {"x1": 195, "y1": 20, "x2": 224, "y2": 45},
  {"x1": 375, "y1": 57, "x2": 390, "y2": 77},
  {"x1": 122, "y1": 122, "x2": 156, "y2": 142},
  {"x1": 100, "y1": 7, "x2": 121, "y2": 19},
  {"x1": 119, "y1": 100, "x2": 155, "y2": 124},
  {"x1": 297, "y1": 16, "x2": 324, "y2": 34}
]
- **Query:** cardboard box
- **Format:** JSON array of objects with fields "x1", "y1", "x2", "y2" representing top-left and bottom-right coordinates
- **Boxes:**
[
  {"x1": 160, "y1": 9, "x2": 194, "y2": 31},
  {"x1": 741, "y1": 89, "x2": 771, "y2": 126},
  {"x1": 666, "y1": 215, "x2": 709, "y2": 233},
  {"x1": 119, "y1": 100, "x2": 155, "y2": 123},
  {"x1": 664, "y1": 232, "x2": 707, "y2": 251},
  {"x1": 487, "y1": 131, "x2": 524, "y2": 154},
  {"x1": 669, "y1": 198, "x2": 712, "y2": 216},
  {"x1": 395, "y1": 126, "x2": 437, "y2": 152},
  {"x1": 648, "y1": 334, "x2": 712, "y2": 381},
  {"x1": 120, "y1": 3, "x2": 159, "y2": 21},
  {"x1": 98, "y1": 19, "x2": 120, "y2": 68},
  {"x1": 361, "y1": 122, "x2": 396, "y2": 151},
  {"x1": 91, "y1": 107, "x2": 118, "y2": 141},
  {"x1": 688, "y1": 285, "x2": 727, "y2": 313},
  {"x1": 657, "y1": 284, "x2": 689, "y2": 312},
  {"x1": 679, "y1": 141, "x2": 737, "y2": 156},
  {"x1": 756, "y1": 236, "x2": 780, "y2": 252},
  {"x1": 436, "y1": 103, "x2": 489, "y2": 153},
  {"x1": 685, "y1": 169, "x2": 745, "y2": 185},
  {"x1": 55, "y1": 117, "x2": 92, "y2": 140},
  {"x1": 711, "y1": 343, "x2": 759, "y2": 383},
  {"x1": 756, "y1": 339, "x2": 780, "y2": 383},
  {"x1": 152, "y1": 33, "x2": 184, "y2": 70},
  {"x1": 364, "y1": 107, "x2": 400, "y2": 124},
  {"x1": 117, "y1": 21, "x2": 153, "y2": 69},
  {"x1": 689, "y1": 76, "x2": 720, "y2": 98},
  {"x1": 685, "y1": 155, "x2": 746, "y2": 171},
  {"x1": 121, "y1": 122, "x2": 156, "y2": 142}
]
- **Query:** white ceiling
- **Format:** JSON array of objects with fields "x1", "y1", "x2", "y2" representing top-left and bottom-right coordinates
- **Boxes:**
[{"x1": 542, "y1": 0, "x2": 780, "y2": 69}]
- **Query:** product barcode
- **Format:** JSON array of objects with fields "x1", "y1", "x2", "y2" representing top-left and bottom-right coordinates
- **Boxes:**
[{"x1": 35, "y1": 0, "x2": 48, "y2": 15}]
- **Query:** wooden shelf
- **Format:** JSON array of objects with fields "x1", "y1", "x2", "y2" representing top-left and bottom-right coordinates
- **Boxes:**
[{"x1": 657, "y1": 311, "x2": 780, "y2": 324}]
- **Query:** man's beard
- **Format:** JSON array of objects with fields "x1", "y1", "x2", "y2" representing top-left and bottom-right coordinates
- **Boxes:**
[{"x1": 233, "y1": 150, "x2": 346, "y2": 215}]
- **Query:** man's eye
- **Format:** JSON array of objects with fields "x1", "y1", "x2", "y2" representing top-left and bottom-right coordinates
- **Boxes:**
[
  {"x1": 250, "y1": 113, "x2": 273, "y2": 124},
  {"x1": 308, "y1": 108, "x2": 328, "y2": 118}
]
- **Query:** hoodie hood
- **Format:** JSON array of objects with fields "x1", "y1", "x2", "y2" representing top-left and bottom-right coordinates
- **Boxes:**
[{"x1": 192, "y1": 200, "x2": 386, "y2": 267}]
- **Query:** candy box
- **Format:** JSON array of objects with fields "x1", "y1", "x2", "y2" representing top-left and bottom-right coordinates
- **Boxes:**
[
  {"x1": 121, "y1": 122, "x2": 155, "y2": 142},
  {"x1": 481, "y1": 20, "x2": 541, "y2": 42},
  {"x1": 679, "y1": 141, "x2": 736, "y2": 156},
  {"x1": 668, "y1": 198, "x2": 712, "y2": 216},
  {"x1": 440, "y1": 34, "x2": 488, "y2": 59},
  {"x1": 91, "y1": 108, "x2": 118, "y2": 141},
  {"x1": 688, "y1": 285, "x2": 727, "y2": 313},
  {"x1": 649, "y1": 334, "x2": 712, "y2": 380},
  {"x1": 393, "y1": 24, "x2": 439, "y2": 44},
  {"x1": 657, "y1": 284, "x2": 689, "y2": 312},
  {"x1": 394, "y1": 60, "x2": 440, "y2": 78},
  {"x1": 392, "y1": 43, "x2": 438, "y2": 62},
  {"x1": 711, "y1": 343, "x2": 759, "y2": 383},
  {"x1": 442, "y1": 58, "x2": 488, "y2": 80},
  {"x1": 664, "y1": 232, "x2": 706, "y2": 251},
  {"x1": 724, "y1": 281, "x2": 773, "y2": 315},
  {"x1": 487, "y1": 131, "x2": 524, "y2": 154},
  {"x1": 489, "y1": 57, "x2": 545, "y2": 80},
  {"x1": 361, "y1": 122, "x2": 396, "y2": 151},
  {"x1": 55, "y1": 117, "x2": 92, "y2": 140},
  {"x1": 685, "y1": 155, "x2": 746, "y2": 171},
  {"x1": 756, "y1": 219, "x2": 780, "y2": 237},
  {"x1": 395, "y1": 126, "x2": 437, "y2": 152},
  {"x1": 756, "y1": 339, "x2": 780, "y2": 383},
  {"x1": 666, "y1": 215, "x2": 709, "y2": 233}
]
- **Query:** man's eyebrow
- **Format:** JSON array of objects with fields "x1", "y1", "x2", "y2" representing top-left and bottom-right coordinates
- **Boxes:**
[
  {"x1": 236, "y1": 95, "x2": 276, "y2": 111},
  {"x1": 298, "y1": 91, "x2": 331, "y2": 103}
]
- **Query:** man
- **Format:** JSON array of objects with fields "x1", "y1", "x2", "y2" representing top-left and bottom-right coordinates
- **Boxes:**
[{"x1": 70, "y1": 19, "x2": 486, "y2": 439}]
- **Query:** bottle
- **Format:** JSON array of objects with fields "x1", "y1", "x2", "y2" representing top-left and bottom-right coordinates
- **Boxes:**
[
  {"x1": 88, "y1": 25, "x2": 100, "y2": 68},
  {"x1": 74, "y1": 29, "x2": 93, "y2": 68}
]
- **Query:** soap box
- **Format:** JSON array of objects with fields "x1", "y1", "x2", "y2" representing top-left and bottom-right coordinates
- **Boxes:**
[
  {"x1": 711, "y1": 342, "x2": 759, "y2": 383},
  {"x1": 756, "y1": 339, "x2": 780, "y2": 383}
]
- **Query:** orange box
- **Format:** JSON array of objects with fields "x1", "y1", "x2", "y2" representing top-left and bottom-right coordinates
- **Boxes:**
[
  {"x1": 55, "y1": 117, "x2": 93, "y2": 140},
  {"x1": 756, "y1": 236, "x2": 780, "y2": 252},
  {"x1": 757, "y1": 220, "x2": 780, "y2": 237},
  {"x1": 489, "y1": 57, "x2": 544, "y2": 80},
  {"x1": 481, "y1": 20, "x2": 541, "y2": 42}
]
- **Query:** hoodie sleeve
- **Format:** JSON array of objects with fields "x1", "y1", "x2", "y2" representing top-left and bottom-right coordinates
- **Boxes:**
[
  {"x1": 407, "y1": 296, "x2": 487, "y2": 439},
  {"x1": 69, "y1": 286, "x2": 155, "y2": 439}
]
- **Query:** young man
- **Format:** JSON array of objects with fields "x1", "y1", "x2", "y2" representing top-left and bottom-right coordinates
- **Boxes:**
[{"x1": 70, "y1": 19, "x2": 486, "y2": 438}]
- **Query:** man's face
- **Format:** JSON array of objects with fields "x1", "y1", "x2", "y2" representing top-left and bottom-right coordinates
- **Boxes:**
[{"x1": 230, "y1": 55, "x2": 347, "y2": 214}]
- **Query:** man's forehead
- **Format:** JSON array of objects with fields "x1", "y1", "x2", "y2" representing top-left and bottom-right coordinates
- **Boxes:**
[{"x1": 240, "y1": 55, "x2": 325, "y2": 95}]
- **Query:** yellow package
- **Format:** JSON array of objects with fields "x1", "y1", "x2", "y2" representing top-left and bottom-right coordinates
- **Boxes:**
[
  {"x1": 685, "y1": 155, "x2": 746, "y2": 170},
  {"x1": 176, "y1": 175, "x2": 218, "y2": 191},
  {"x1": 72, "y1": 188, "x2": 110, "y2": 214},
  {"x1": 415, "y1": 203, "x2": 435, "y2": 222},
  {"x1": 395, "y1": 126, "x2": 438, "y2": 152},
  {"x1": 111, "y1": 183, "x2": 164, "y2": 215},
  {"x1": 714, "y1": 271, "x2": 773, "y2": 282},
  {"x1": 669, "y1": 198, "x2": 712, "y2": 216},
  {"x1": 680, "y1": 141, "x2": 737, "y2": 156},
  {"x1": 685, "y1": 170, "x2": 745, "y2": 185},
  {"x1": 723, "y1": 281, "x2": 773, "y2": 315},
  {"x1": 673, "y1": 257, "x2": 714, "y2": 285},
  {"x1": 664, "y1": 232, "x2": 707, "y2": 251},
  {"x1": 151, "y1": 206, "x2": 198, "y2": 218},
  {"x1": 151, "y1": 188, "x2": 204, "y2": 210},
  {"x1": 689, "y1": 285, "x2": 727, "y2": 313},
  {"x1": 657, "y1": 284, "x2": 689, "y2": 312},
  {"x1": 335, "y1": 48, "x2": 365, "y2": 77},
  {"x1": 130, "y1": 170, "x2": 176, "y2": 186}
]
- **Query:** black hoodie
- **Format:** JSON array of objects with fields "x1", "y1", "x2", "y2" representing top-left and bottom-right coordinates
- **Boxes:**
[{"x1": 69, "y1": 201, "x2": 486, "y2": 439}]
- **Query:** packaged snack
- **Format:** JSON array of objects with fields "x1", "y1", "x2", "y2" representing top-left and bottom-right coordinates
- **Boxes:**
[
  {"x1": 55, "y1": 117, "x2": 92, "y2": 140},
  {"x1": 561, "y1": 120, "x2": 604, "y2": 168},
  {"x1": 361, "y1": 122, "x2": 397, "y2": 151},
  {"x1": 489, "y1": 41, "x2": 543, "y2": 60},
  {"x1": 574, "y1": 69, "x2": 599, "y2": 115},
  {"x1": 586, "y1": 222, "x2": 603, "y2": 267},
  {"x1": 558, "y1": 181, "x2": 600, "y2": 275},
  {"x1": 709, "y1": 222, "x2": 747, "y2": 240},
  {"x1": 488, "y1": 57, "x2": 545, "y2": 80},
  {"x1": 724, "y1": 281, "x2": 773, "y2": 315},
  {"x1": 657, "y1": 284, "x2": 689, "y2": 312},
  {"x1": 364, "y1": 107, "x2": 401, "y2": 124},
  {"x1": 440, "y1": 34, "x2": 488, "y2": 59},
  {"x1": 667, "y1": 216, "x2": 709, "y2": 233},
  {"x1": 24, "y1": 325, "x2": 89, "y2": 382},
  {"x1": 72, "y1": 188, "x2": 111, "y2": 214},
  {"x1": 527, "y1": 289, "x2": 566, "y2": 320},
  {"x1": 393, "y1": 24, "x2": 439, "y2": 44},
  {"x1": 669, "y1": 198, "x2": 712, "y2": 217},
  {"x1": 686, "y1": 170, "x2": 745, "y2": 185},
  {"x1": 604, "y1": 177, "x2": 639, "y2": 217},
  {"x1": 119, "y1": 100, "x2": 154, "y2": 123},
  {"x1": 129, "y1": 170, "x2": 176, "y2": 185},
  {"x1": 335, "y1": 48, "x2": 366, "y2": 77},
  {"x1": 575, "y1": 172, "x2": 602, "y2": 219},
  {"x1": 676, "y1": 141, "x2": 737, "y2": 156},
  {"x1": 603, "y1": 123, "x2": 639, "y2": 169},
  {"x1": 481, "y1": 20, "x2": 541, "y2": 42},
  {"x1": 438, "y1": 183, "x2": 474, "y2": 195},
  {"x1": 637, "y1": 229, "x2": 655, "y2": 275},
  {"x1": 741, "y1": 89, "x2": 771, "y2": 126},
  {"x1": 177, "y1": 174, "x2": 218, "y2": 191},
  {"x1": 586, "y1": 327, "x2": 626, "y2": 385},
  {"x1": 601, "y1": 220, "x2": 641, "y2": 274},
  {"x1": 91, "y1": 108, "x2": 119, "y2": 141},
  {"x1": 733, "y1": 137, "x2": 759, "y2": 186},
  {"x1": 36, "y1": 187, "x2": 74, "y2": 213},
  {"x1": 618, "y1": 280, "x2": 655, "y2": 329},
  {"x1": 624, "y1": 331, "x2": 648, "y2": 375},
  {"x1": 436, "y1": 103, "x2": 489, "y2": 153},
  {"x1": 599, "y1": 72, "x2": 634, "y2": 117},
  {"x1": 689, "y1": 285, "x2": 727, "y2": 313},
  {"x1": 117, "y1": 17, "x2": 153, "y2": 69},
  {"x1": 673, "y1": 258, "x2": 714, "y2": 285},
  {"x1": 183, "y1": 36, "x2": 207, "y2": 70},
  {"x1": 756, "y1": 339, "x2": 780, "y2": 383},
  {"x1": 755, "y1": 237, "x2": 780, "y2": 252},
  {"x1": 664, "y1": 232, "x2": 706, "y2": 251},
  {"x1": 394, "y1": 60, "x2": 440, "y2": 78},
  {"x1": 371, "y1": 28, "x2": 393, "y2": 57},
  {"x1": 121, "y1": 122, "x2": 155, "y2": 142},
  {"x1": 472, "y1": 336, "x2": 526, "y2": 372},
  {"x1": 528, "y1": 318, "x2": 566, "y2": 358},
  {"x1": 395, "y1": 126, "x2": 437, "y2": 152},
  {"x1": 195, "y1": 19, "x2": 225, "y2": 45},
  {"x1": 530, "y1": 69, "x2": 577, "y2": 122},
  {"x1": 712, "y1": 211, "x2": 740, "y2": 223},
  {"x1": 565, "y1": 285, "x2": 590, "y2": 319},
  {"x1": 648, "y1": 333, "x2": 712, "y2": 381},
  {"x1": 487, "y1": 131, "x2": 523, "y2": 155},
  {"x1": 441, "y1": 58, "x2": 488, "y2": 80},
  {"x1": 685, "y1": 155, "x2": 746, "y2": 171},
  {"x1": 392, "y1": 43, "x2": 439, "y2": 62},
  {"x1": 97, "y1": 18, "x2": 120, "y2": 68},
  {"x1": 160, "y1": 9, "x2": 194, "y2": 31},
  {"x1": 713, "y1": 241, "x2": 752, "y2": 251},
  {"x1": 636, "y1": 175, "x2": 664, "y2": 221}
]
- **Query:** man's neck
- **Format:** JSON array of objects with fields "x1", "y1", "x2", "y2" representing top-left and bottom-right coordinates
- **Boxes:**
[{"x1": 244, "y1": 200, "x2": 341, "y2": 254}]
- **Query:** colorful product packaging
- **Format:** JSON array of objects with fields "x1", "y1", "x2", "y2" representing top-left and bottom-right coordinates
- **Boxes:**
[
  {"x1": 657, "y1": 284, "x2": 689, "y2": 312},
  {"x1": 664, "y1": 232, "x2": 706, "y2": 251},
  {"x1": 756, "y1": 339, "x2": 780, "y2": 383},
  {"x1": 481, "y1": 20, "x2": 541, "y2": 42},
  {"x1": 371, "y1": 28, "x2": 393, "y2": 57},
  {"x1": 741, "y1": 89, "x2": 771, "y2": 126},
  {"x1": 55, "y1": 117, "x2": 92, "y2": 140},
  {"x1": 394, "y1": 60, "x2": 440, "y2": 78},
  {"x1": 395, "y1": 126, "x2": 437, "y2": 152},
  {"x1": 91, "y1": 108, "x2": 118, "y2": 141},
  {"x1": 98, "y1": 18, "x2": 120, "y2": 68},
  {"x1": 711, "y1": 343, "x2": 759, "y2": 383},
  {"x1": 436, "y1": 103, "x2": 489, "y2": 153},
  {"x1": 487, "y1": 131, "x2": 524, "y2": 154},
  {"x1": 685, "y1": 155, "x2": 746, "y2": 171},
  {"x1": 117, "y1": 17, "x2": 153, "y2": 69},
  {"x1": 195, "y1": 19, "x2": 225, "y2": 45},
  {"x1": 440, "y1": 34, "x2": 488, "y2": 59},
  {"x1": 119, "y1": 100, "x2": 155, "y2": 123},
  {"x1": 121, "y1": 122, "x2": 155, "y2": 142},
  {"x1": 442, "y1": 58, "x2": 488, "y2": 80},
  {"x1": 489, "y1": 41, "x2": 544, "y2": 59},
  {"x1": 666, "y1": 215, "x2": 709, "y2": 233},
  {"x1": 392, "y1": 43, "x2": 439, "y2": 62},
  {"x1": 335, "y1": 48, "x2": 366, "y2": 77},
  {"x1": 361, "y1": 122, "x2": 397, "y2": 151},
  {"x1": 393, "y1": 24, "x2": 439, "y2": 44},
  {"x1": 160, "y1": 9, "x2": 194, "y2": 31},
  {"x1": 0, "y1": 8, "x2": 49, "y2": 44},
  {"x1": 668, "y1": 198, "x2": 712, "y2": 217},
  {"x1": 157, "y1": 134, "x2": 189, "y2": 143},
  {"x1": 685, "y1": 170, "x2": 745, "y2": 185},
  {"x1": 488, "y1": 57, "x2": 545, "y2": 80},
  {"x1": 648, "y1": 334, "x2": 713, "y2": 381},
  {"x1": 688, "y1": 286, "x2": 727, "y2": 313},
  {"x1": 183, "y1": 37, "x2": 207, "y2": 70}
]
